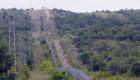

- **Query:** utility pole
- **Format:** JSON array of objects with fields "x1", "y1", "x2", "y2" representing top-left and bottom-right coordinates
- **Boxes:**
[
  {"x1": 42, "y1": 7, "x2": 46, "y2": 33},
  {"x1": 20, "y1": 32, "x2": 24, "y2": 64},
  {"x1": 8, "y1": 15, "x2": 17, "y2": 73}
]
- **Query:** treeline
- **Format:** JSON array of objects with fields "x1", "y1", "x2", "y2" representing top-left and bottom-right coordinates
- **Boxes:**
[{"x1": 52, "y1": 9, "x2": 140, "y2": 76}]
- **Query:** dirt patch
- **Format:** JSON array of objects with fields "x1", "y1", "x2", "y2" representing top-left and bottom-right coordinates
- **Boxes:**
[{"x1": 28, "y1": 70, "x2": 48, "y2": 80}]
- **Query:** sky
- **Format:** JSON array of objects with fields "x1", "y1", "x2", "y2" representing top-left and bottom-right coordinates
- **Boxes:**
[{"x1": 0, "y1": 0, "x2": 140, "y2": 12}]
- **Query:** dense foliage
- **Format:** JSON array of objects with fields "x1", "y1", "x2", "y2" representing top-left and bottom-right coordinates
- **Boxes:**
[
  {"x1": 53, "y1": 9, "x2": 140, "y2": 76},
  {"x1": 0, "y1": 39, "x2": 14, "y2": 80},
  {"x1": 39, "y1": 60, "x2": 73, "y2": 80}
]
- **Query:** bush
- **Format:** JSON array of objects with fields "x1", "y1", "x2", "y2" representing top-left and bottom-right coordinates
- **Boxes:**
[
  {"x1": 0, "y1": 39, "x2": 14, "y2": 75},
  {"x1": 131, "y1": 61, "x2": 140, "y2": 76},
  {"x1": 79, "y1": 53, "x2": 90, "y2": 64},
  {"x1": 39, "y1": 60, "x2": 55, "y2": 74},
  {"x1": 16, "y1": 65, "x2": 30, "y2": 80},
  {"x1": 50, "y1": 71, "x2": 73, "y2": 80},
  {"x1": 39, "y1": 60, "x2": 73, "y2": 80}
]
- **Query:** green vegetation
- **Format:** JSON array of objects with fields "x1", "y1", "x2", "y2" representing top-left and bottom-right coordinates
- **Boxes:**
[
  {"x1": 39, "y1": 60, "x2": 73, "y2": 80},
  {"x1": 1, "y1": 8, "x2": 140, "y2": 80},
  {"x1": 50, "y1": 71, "x2": 73, "y2": 80},
  {"x1": 16, "y1": 65, "x2": 30, "y2": 80},
  {"x1": 88, "y1": 71, "x2": 140, "y2": 80},
  {"x1": 0, "y1": 39, "x2": 14, "y2": 80},
  {"x1": 53, "y1": 9, "x2": 140, "y2": 78},
  {"x1": 39, "y1": 60, "x2": 54, "y2": 74}
]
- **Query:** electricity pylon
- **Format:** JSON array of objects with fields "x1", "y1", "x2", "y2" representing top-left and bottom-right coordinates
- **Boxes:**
[{"x1": 8, "y1": 15, "x2": 17, "y2": 73}]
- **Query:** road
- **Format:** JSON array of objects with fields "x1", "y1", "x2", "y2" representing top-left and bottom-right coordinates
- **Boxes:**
[{"x1": 54, "y1": 40, "x2": 90, "y2": 80}]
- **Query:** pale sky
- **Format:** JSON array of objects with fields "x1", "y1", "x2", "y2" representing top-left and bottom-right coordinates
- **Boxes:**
[{"x1": 0, "y1": 0, "x2": 140, "y2": 12}]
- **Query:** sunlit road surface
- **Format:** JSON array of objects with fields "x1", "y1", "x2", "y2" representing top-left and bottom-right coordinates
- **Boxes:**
[{"x1": 54, "y1": 40, "x2": 90, "y2": 80}]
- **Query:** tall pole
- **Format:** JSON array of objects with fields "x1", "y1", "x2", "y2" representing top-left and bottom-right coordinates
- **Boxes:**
[
  {"x1": 9, "y1": 14, "x2": 17, "y2": 73},
  {"x1": 8, "y1": 18, "x2": 11, "y2": 52},
  {"x1": 13, "y1": 19, "x2": 17, "y2": 73},
  {"x1": 18, "y1": 32, "x2": 21, "y2": 73}
]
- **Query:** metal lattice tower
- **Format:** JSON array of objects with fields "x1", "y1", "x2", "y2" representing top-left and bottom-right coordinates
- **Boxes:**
[
  {"x1": 18, "y1": 32, "x2": 27, "y2": 65},
  {"x1": 7, "y1": 9, "x2": 32, "y2": 74},
  {"x1": 8, "y1": 15, "x2": 17, "y2": 73}
]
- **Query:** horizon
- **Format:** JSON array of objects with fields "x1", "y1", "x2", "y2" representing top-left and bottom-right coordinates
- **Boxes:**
[
  {"x1": 0, "y1": 0, "x2": 140, "y2": 12},
  {"x1": 0, "y1": 8, "x2": 140, "y2": 14}
]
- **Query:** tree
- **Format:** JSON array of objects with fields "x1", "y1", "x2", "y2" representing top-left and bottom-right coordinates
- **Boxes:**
[
  {"x1": 89, "y1": 56, "x2": 105, "y2": 71},
  {"x1": 108, "y1": 60, "x2": 127, "y2": 75},
  {"x1": 0, "y1": 39, "x2": 14, "y2": 80},
  {"x1": 132, "y1": 61, "x2": 140, "y2": 76},
  {"x1": 79, "y1": 53, "x2": 90, "y2": 64},
  {"x1": 50, "y1": 71, "x2": 72, "y2": 80},
  {"x1": 39, "y1": 60, "x2": 54, "y2": 74},
  {"x1": 0, "y1": 40, "x2": 14, "y2": 75}
]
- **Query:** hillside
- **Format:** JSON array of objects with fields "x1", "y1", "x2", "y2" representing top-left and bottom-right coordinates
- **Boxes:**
[
  {"x1": 52, "y1": 9, "x2": 140, "y2": 79},
  {"x1": 0, "y1": 8, "x2": 140, "y2": 80}
]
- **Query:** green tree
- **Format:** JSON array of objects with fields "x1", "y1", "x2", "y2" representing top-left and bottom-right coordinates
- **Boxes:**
[
  {"x1": 132, "y1": 61, "x2": 140, "y2": 76},
  {"x1": 39, "y1": 60, "x2": 55, "y2": 74},
  {"x1": 0, "y1": 39, "x2": 14, "y2": 80},
  {"x1": 16, "y1": 65, "x2": 30, "y2": 80},
  {"x1": 50, "y1": 71, "x2": 72, "y2": 80},
  {"x1": 79, "y1": 53, "x2": 90, "y2": 64},
  {"x1": 0, "y1": 39, "x2": 14, "y2": 75}
]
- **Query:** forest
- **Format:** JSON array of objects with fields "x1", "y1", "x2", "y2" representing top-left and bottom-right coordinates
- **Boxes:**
[{"x1": 53, "y1": 9, "x2": 140, "y2": 78}]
